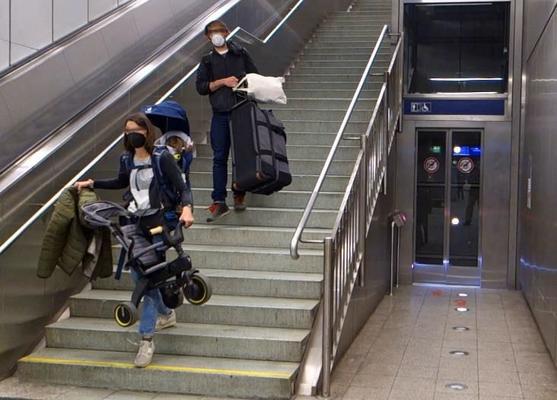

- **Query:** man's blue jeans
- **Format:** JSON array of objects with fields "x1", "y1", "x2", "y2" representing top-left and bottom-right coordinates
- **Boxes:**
[
  {"x1": 210, "y1": 112, "x2": 244, "y2": 203},
  {"x1": 131, "y1": 269, "x2": 171, "y2": 337}
]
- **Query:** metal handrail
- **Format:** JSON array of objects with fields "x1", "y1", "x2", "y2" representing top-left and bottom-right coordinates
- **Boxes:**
[
  {"x1": 0, "y1": 0, "x2": 242, "y2": 186},
  {"x1": 0, "y1": 0, "x2": 306, "y2": 256},
  {"x1": 320, "y1": 31, "x2": 404, "y2": 397},
  {"x1": 290, "y1": 24, "x2": 389, "y2": 259}
]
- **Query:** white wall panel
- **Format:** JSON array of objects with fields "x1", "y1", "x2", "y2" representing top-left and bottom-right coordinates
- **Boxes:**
[
  {"x1": 11, "y1": 0, "x2": 52, "y2": 50},
  {"x1": 0, "y1": 0, "x2": 9, "y2": 42},
  {"x1": 89, "y1": 0, "x2": 118, "y2": 20},
  {"x1": 10, "y1": 42, "x2": 35, "y2": 64},
  {"x1": 0, "y1": 40, "x2": 8, "y2": 71},
  {"x1": 53, "y1": 0, "x2": 88, "y2": 41}
]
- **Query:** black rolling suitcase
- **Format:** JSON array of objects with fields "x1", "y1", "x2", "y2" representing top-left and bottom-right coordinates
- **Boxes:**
[{"x1": 230, "y1": 99, "x2": 292, "y2": 195}]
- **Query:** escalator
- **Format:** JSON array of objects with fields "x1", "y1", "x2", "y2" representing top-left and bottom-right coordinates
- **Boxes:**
[{"x1": 0, "y1": 0, "x2": 395, "y2": 398}]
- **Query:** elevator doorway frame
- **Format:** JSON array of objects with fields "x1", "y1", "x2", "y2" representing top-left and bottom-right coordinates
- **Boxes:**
[{"x1": 412, "y1": 128, "x2": 484, "y2": 286}]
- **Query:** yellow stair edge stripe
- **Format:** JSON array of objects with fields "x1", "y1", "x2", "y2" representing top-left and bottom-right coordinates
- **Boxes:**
[{"x1": 20, "y1": 355, "x2": 292, "y2": 379}]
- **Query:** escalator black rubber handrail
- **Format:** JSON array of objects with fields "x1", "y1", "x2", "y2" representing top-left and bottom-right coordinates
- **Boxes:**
[
  {"x1": 0, "y1": 0, "x2": 241, "y2": 178},
  {"x1": 0, "y1": 0, "x2": 304, "y2": 255},
  {"x1": 0, "y1": 0, "x2": 141, "y2": 81}
]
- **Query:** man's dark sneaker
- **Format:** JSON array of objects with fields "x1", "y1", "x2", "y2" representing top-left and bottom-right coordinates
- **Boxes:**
[
  {"x1": 207, "y1": 203, "x2": 230, "y2": 223},
  {"x1": 233, "y1": 194, "x2": 247, "y2": 211}
]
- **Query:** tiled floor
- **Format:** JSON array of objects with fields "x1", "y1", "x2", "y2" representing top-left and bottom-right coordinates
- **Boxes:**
[
  {"x1": 1, "y1": 286, "x2": 556, "y2": 400},
  {"x1": 325, "y1": 285, "x2": 557, "y2": 400}
]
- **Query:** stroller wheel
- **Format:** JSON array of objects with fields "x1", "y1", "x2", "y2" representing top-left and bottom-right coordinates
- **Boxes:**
[
  {"x1": 184, "y1": 272, "x2": 212, "y2": 305},
  {"x1": 114, "y1": 302, "x2": 138, "y2": 328},
  {"x1": 160, "y1": 285, "x2": 184, "y2": 309}
]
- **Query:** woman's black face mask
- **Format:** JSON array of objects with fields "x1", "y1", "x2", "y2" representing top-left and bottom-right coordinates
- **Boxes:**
[{"x1": 126, "y1": 131, "x2": 146, "y2": 148}]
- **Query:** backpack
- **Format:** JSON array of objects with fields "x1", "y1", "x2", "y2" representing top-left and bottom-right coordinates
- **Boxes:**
[{"x1": 139, "y1": 101, "x2": 194, "y2": 209}]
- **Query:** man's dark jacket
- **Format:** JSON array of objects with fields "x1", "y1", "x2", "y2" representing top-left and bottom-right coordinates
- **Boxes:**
[{"x1": 196, "y1": 41, "x2": 258, "y2": 113}]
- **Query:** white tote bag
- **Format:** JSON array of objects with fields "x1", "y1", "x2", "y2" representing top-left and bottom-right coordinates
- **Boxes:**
[{"x1": 233, "y1": 73, "x2": 287, "y2": 105}]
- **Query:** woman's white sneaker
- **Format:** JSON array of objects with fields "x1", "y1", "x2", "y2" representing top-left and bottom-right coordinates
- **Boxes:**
[
  {"x1": 155, "y1": 309, "x2": 177, "y2": 331},
  {"x1": 134, "y1": 339, "x2": 154, "y2": 368}
]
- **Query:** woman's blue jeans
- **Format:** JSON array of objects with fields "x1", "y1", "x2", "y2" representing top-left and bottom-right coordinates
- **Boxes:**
[{"x1": 131, "y1": 268, "x2": 171, "y2": 338}]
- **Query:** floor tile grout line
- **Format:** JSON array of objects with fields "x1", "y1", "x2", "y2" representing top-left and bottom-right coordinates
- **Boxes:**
[
  {"x1": 503, "y1": 291, "x2": 526, "y2": 399},
  {"x1": 475, "y1": 288, "x2": 481, "y2": 398},
  {"x1": 388, "y1": 289, "x2": 427, "y2": 399}
]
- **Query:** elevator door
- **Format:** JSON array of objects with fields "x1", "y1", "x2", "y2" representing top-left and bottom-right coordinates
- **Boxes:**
[{"x1": 414, "y1": 129, "x2": 482, "y2": 285}]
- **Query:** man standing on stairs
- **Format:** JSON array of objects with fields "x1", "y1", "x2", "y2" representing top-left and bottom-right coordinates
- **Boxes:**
[{"x1": 196, "y1": 20, "x2": 259, "y2": 222}]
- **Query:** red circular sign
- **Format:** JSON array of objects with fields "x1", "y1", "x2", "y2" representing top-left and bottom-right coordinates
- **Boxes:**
[
  {"x1": 423, "y1": 157, "x2": 440, "y2": 174},
  {"x1": 457, "y1": 157, "x2": 474, "y2": 174}
]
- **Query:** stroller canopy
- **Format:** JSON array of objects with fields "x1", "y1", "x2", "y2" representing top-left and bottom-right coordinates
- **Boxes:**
[{"x1": 142, "y1": 100, "x2": 190, "y2": 134}]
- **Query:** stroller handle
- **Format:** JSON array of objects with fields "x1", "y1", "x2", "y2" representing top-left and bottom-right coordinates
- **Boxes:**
[
  {"x1": 148, "y1": 221, "x2": 185, "y2": 248},
  {"x1": 149, "y1": 226, "x2": 164, "y2": 235}
]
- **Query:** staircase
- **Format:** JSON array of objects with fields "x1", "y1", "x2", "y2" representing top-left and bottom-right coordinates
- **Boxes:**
[{"x1": 16, "y1": 1, "x2": 392, "y2": 398}]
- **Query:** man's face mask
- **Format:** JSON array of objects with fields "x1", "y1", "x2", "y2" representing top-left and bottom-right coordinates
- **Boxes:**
[{"x1": 211, "y1": 33, "x2": 226, "y2": 47}]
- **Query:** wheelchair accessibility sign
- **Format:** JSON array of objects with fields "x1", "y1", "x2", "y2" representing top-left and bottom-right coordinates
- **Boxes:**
[
  {"x1": 410, "y1": 102, "x2": 432, "y2": 113},
  {"x1": 457, "y1": 157, "x2": 474, "y2": 174},
  {"x1": 423, "y1": 157, "x2": 440, "y2": 174}
]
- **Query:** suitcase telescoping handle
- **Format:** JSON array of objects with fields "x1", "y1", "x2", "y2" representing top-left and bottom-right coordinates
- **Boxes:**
[{"x1": 230, "y1": 90, "x2": 250, "y2": 112}]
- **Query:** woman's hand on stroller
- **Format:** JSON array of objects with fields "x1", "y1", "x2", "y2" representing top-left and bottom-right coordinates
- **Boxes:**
[
  {"x1": 179, "y1": 206, "x2": 194, "y2": 228},
  {"x1": 74, "y1": 179, "x2": 94, "y2": 193}
]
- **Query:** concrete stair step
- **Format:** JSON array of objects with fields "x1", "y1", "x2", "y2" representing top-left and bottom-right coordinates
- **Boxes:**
[
  {"x1": 292, "y1": 60, "x2": 390, "y2": 72},
  {"x1": 322, "y1": 19, "x2": 390, "y2": 26},
  {"x1": 193, "y1": 205, "x2": 337, "y2": 229},
  {"x1": 301, "y1": 45, "x2": 383, "y2": 55},
  {"x1": 297, "y1": 56, "x2": 391, "y2": 67},
  {"x1": 285, "y1": 72, "x2": 385, "y2": 83},
  {"x1": 190, "y1": 156, "x2": 355, "y2": 175},
  {"x1": 308, "y1": 36, "x2": 393, "y2": 46},
  {"x1": 170, "y1": 243, "x2": 323, "y2": 273},
  {"x1": 281, "y1": 120, "x2": 369, "y2": 133},
  {"x1": 18, "y1": 348, "x2": 297, "y2": 399},
  {"x1": 284, "y1": 88, "x2": 379, "y2": 99},
  {"x1": 270, "y1": 97, "x2": 377, "y2": 109},
  {"x1": 187, "y1": 171, "x2": 350, "y2": 192},
  {"x1": 328, "y1": 14, "x2": 391, "y2": 19},
  {"x1": 285, "y1": 132, "x2": 356, "y2": 145},
  {"x1": 192, "y1": 188, "x2": 345, "y2": 209},
  {"x1": 70, "y1": 290, "x2": 320, "y2": 329},
  {"x1": 181, "y1": 224, "x2": 328, "y2": 251},
  {"x1": 298, "y1": 49, "x2": 392, "y2": 59},
  {"x1": 332, "y1": 10, "x2": 392, "y2": 15},
  {"x1": 196, "y1": 142, "x2": 359, "y2": 161},
  {"x1": 313, "y1": 27, "x2": 385, "y2": 35},
  {"x1": 283, "y1": 80, "x2": 382, "y2": 90},
  {"x1": 313, "y1": 29, "x2": 386, "y2": 37},
  {"x1": 304, "y1": 42, "x2": 386, "y2": 52},
  {"x1": 272, "y1": 108, "x2": 372, "y2": 122},
  {"x1": 93, "y1": 268, "x2": 323, "y2": 299},
  {"x1": 46, "y1": 317, "x2": 310, "y2": 362}
]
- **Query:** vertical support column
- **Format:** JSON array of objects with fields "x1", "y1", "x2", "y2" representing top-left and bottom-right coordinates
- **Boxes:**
[
  {"x1": 322, "y1": 237, "x2": 334, "y2": 397},
  {"x1": 358, "y1": 135, "x2": 368, "y2": 287},
  {"x1": 398, "y1": 33, "x2": 404, "y2": 133},
  {"x1": 390, "y1": 221, "x2": 395, "y2": 295},
  {"x1": 383, "y1": 71, "x2": 390, "y2": 195}
]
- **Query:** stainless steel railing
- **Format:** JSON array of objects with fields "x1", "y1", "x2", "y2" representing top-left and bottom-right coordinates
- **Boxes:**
[{"x1": 290, "y1": 28, "x2": 404, "y2": 396}]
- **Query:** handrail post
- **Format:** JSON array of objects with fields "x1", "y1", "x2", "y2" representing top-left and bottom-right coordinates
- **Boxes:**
[
  {"x1": 358, "y1": 134, "x2": 367, "y2": 287},
  {"x1": 383, "y1": 71, "x2": 389, "y2": 195},
  {"x1": 322, "y1": 236, "x2": 334, "y2": 397}
]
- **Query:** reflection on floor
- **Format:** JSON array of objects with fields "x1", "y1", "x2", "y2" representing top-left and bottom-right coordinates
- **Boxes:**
[{"x1": 321, "y1": 285, "x2": 557, "y2": 400}]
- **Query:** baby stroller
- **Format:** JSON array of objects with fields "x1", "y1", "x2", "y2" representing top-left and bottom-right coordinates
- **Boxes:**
[{"x1": 81, "y1": 200, "x2": 211, "y2": 328}]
